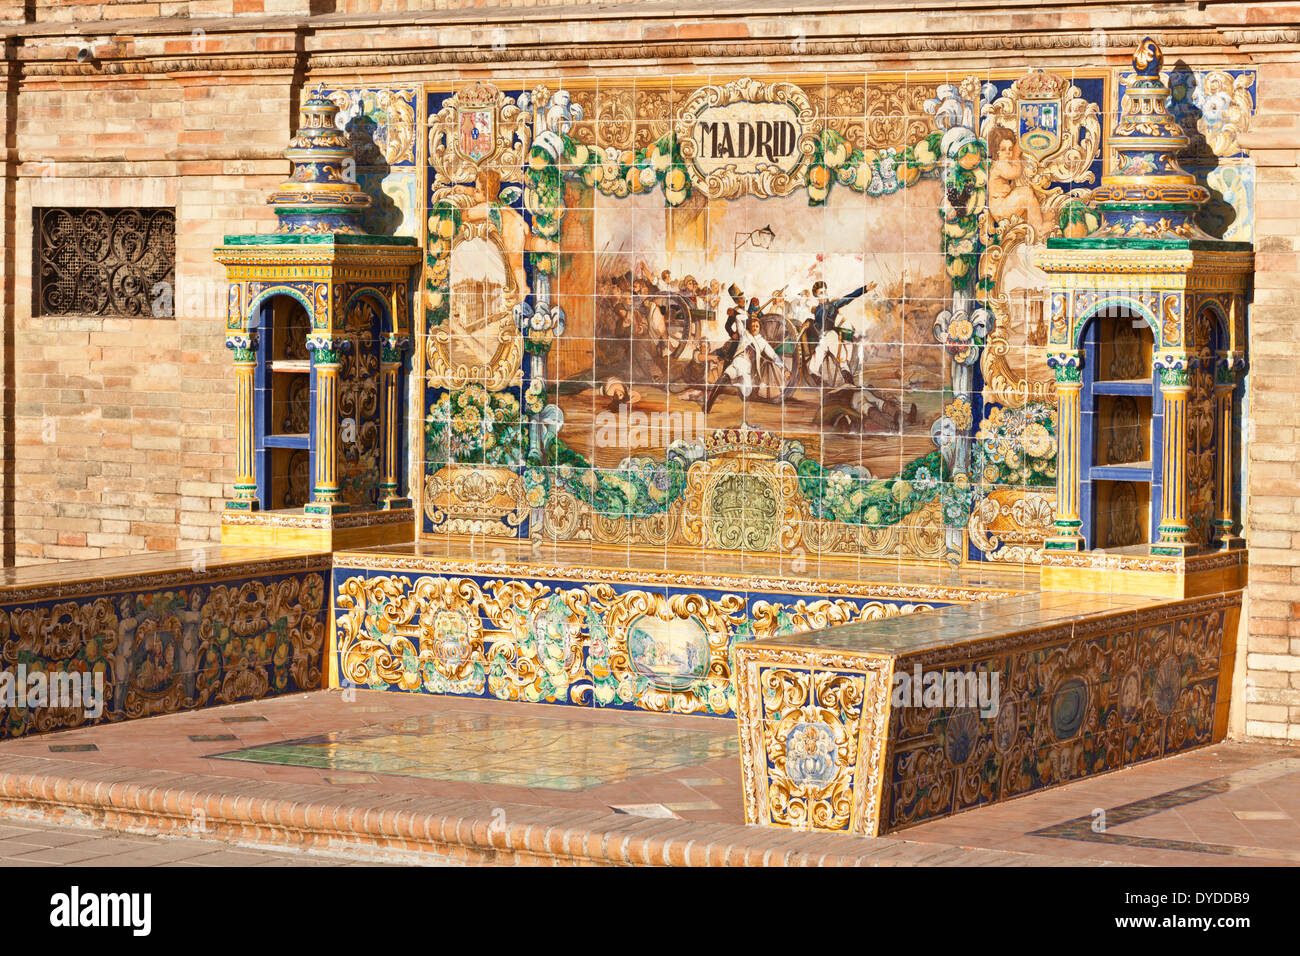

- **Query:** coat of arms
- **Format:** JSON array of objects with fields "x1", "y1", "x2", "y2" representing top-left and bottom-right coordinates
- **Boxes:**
[
  {"x1": 984, "y1": 70, "x2": 1099, "y2": 181},
  {"x1": 428, "y1": 82, "x2": 531, "y2": 186},
  {"x1": 458, "y1": 107, "x2": 495, "y2": 163},
  {"x1": 1018, "y1": 98, "x2": 1061, "y2": 159}
]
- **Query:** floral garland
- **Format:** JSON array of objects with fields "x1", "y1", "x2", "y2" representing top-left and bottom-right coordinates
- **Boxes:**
[
  {"x1": 805, "y1": 128, "x2": 944, "y2": 205},
  {"x1": 528, "y1": 436, "x2": 688, "y2": 517},
  {"x1": 423, "y1": 201, "x2": 461, "y2": 328},
  {"x1": 943, "y1": 136, "x2": 987, "y2": 297},
  {"x1": 791, "y1": 447, "x2": 946, "y2": 527},
  {"x1": 522, "y1": 131, "x2": 692, "y2": 247},
  {"x1": 971, "y1": 402, "x2": 1059, "y2": 487},
  {"x1": 426, "y1": 385, "x2": 526, "y2": 468},
  {"x1": 528, "y1": 433, "x2": 950, "y2": 530}
]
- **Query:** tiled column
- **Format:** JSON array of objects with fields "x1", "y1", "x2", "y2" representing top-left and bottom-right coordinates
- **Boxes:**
[
  {"x1": 1153, "y1": 351, "x2": 1194, "y2": 556},
  {"x1": 1213, "y1": 351, "x2": 1245, "y2": 549},
  {"x1": 225, "y1": 334, "x2": 259, "y2": 511},
  {"x1": 306, "y1": 336, "x2": 349, "y2": 515},
  {"x1": 1045, "y1": 350, "x2": 1083, "y2": 551},
  {"x1": 380, "y1": 335, "x2": 411, "y2": 510}
]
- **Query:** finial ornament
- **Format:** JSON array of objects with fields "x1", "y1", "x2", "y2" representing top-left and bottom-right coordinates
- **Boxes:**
[
  {"x1": 264, "y1": 82, "x2": 373, "y2": 235},
  {"x1": 1085, "y1": 37, "x2": 1211, "y2": 241},
  {"x1": 1133, "y1": 37, "x2": 1162, "y2": 77}
]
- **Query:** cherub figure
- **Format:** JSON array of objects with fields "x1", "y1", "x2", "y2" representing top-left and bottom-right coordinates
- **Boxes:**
[{"x1": 987, "y1": 126, "x2": 1045, "y2": 236}]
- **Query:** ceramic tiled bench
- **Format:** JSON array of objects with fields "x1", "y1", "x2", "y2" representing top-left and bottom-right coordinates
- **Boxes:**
[{"x1": 734, "y1": 590, "x2": 1241, "y2": 835}]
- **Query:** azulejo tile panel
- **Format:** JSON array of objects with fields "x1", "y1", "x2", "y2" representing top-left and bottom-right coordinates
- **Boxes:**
[
  {"x1": 735, "y1": 591, "x2": 1239, "y2": 836},
  {"x1": 736, "y1": 654, "x2": 894, "y2": 832},
  {"x1": 322, "y1": 86, "x2": 421, "y2": 238},
  {"x1": 0, "y1": 562, "x2": 330, "y2": 740},
  {"x1": 210, "y1": 711, "x2": 738, "y2": 792},
  {"x1": 411, "y1": 65, "x2": 1255, "y2": 567},
  {"x1": 332, "y1": 561, "x2": 974, "y2": 718}
]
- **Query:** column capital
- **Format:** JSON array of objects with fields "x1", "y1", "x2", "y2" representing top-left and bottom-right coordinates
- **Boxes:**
[
  {"x1": 1046, "y1": 350, "x2": 1082, "y2": 385},
  {"x1": 1215, "y1": 350, "x2": 1246, "y2": 386},
  {"x1": 307, "y1": 334, "x2": 350, "y2": 366},
  {"x1": 380, "y1": 334, "x2": 410, "y2": 364},
  {"x1": 1154, "y1": 350, "x2": 1193, "y2": 389},
  {"x1": 225, "y1": 332, "x2": 258, "y2": 362}
]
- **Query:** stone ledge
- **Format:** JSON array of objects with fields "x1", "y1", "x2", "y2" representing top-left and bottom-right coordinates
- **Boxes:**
[{"x1": 0, "y1": 757, "x2": 1100, "y2": 866}]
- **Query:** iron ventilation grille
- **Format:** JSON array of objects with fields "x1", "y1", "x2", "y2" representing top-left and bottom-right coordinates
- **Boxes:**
[{"x1": 34, "y1": 207, "x2": 176, "y2": 317}]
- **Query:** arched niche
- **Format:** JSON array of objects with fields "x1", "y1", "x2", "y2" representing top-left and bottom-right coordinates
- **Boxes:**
[
  {"x1": 1076, "y1": 302, "x2": 1160, "y2": 551},
  {"x1": 253, "y1": 293, "x2": 314, "y2": 510}
]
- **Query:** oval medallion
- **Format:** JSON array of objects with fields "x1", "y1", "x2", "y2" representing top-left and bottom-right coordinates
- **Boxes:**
[
  {"x1": 785, "y1": 721, "x2": 839, "y2": 787},
  {"x1": 1051, "y1": 677, "x2": 1089, "y2": 740},
  {"x1": 1119, "y1": 669, "x2": 1141, "y2": 720},
  {"x1": 627, "y1": 614, "x2": 710, "y2": 691}
]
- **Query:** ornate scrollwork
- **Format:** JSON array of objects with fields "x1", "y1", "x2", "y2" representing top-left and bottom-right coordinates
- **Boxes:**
[
  {"x1": 980, "y1": 223, "x2": 1057, "y2": 407},
  {"x1": 748, "y1": 598, "x2": 925, "y2": 637},
  {"x1": 327, "y1": 88, "x2": 417, "y2": 167},
  {"x1": 1169, "y1": 70, "x2": 1255, "y2": 158},
  {"x1": 424, "y1": 465, "x2": 527, "y2": 535},
  {"x1": 425, "y1": 82, "x2": 530, "y2": 391},
  {"x1": 36, "y1": 208, "x2": 175, "y2": 318},
  {"x1": 674, "y1": 78, "x2": 818, "y2": 199},
  {"x1": 756, "y1": 667, "x2": 873, "y2": 831},
  {"x1": 428, "y1": 82, "x2": 531, "y2": 191},
  {"x1": 1107, "y1": 397, "x2": 1143, "y2": 465},
  {"x1": 423, "y1": 212, "x2": 526, "y2": 390},
  {"x1": 585, "y1": 583, "x2": 745, "y2": 716},
  {"x1": 967, "y1": 490, "x2": 1056, "y2": 563},
  {"x1": 981, "y1": 70, "x2": 1102, "y2": 199},
  {"x1": 535, "y1": 447, "x2": 947, "y2": 562},
  {"x1": 336, "y1": 575, "x2": 490, "y2": 693},
  {"x1": 861, "y1": 83, "x2": 933, "y2": 149},
  {"x1": 684, "y1": 454, "x2": 803, "y2": 553},
  {"x1": 979, "y1": 70, "x2": 1101, "y2": 409}
]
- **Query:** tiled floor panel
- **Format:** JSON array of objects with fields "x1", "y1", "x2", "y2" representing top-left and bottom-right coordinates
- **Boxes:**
[
  {"x1": 210, "y1": 711, "x2": 738, "y2": 791},
  {"x1": 0, "y1": 689, "x2": 1294, "y2": 865}
]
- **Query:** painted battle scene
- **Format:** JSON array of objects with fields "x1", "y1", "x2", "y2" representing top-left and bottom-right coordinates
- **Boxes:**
[{"x1": 551, "y1": 184, "x2": 947, "y2": 474}]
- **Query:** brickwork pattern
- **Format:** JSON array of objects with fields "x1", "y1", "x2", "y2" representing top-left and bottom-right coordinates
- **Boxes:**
[
  {"x1": 1239, "y1": 57, "x2": 1300, "y2": 743},
  {"x1": 0, "y1": 2, "x2": 1293, "y2": 741},
  {"x1": 0, "y1": 754, "x2": 1071, "y2": 865},
  {"x1": 10, "y1": 70, "x2": 291, "y2": 560}
]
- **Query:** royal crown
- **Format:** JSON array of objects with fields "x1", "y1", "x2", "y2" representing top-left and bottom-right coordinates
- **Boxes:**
[{"x1": 702, "y1": 423, "x2": 783, "y2": 459}]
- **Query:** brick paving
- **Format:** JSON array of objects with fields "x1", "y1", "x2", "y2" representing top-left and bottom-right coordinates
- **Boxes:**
[
  {"x1": 0, "y1": 690, "x2": 1292, "y2": 866},
  {"x1": 0, "y1": 817, "x2": 370, "y2": 867},
  {"x1": 899, "y1": 743, "x2": 1300, "y2": 867}
]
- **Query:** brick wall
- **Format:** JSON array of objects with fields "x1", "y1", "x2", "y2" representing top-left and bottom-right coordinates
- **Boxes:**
[
  {"x1": 9, "y1": 52, "x2": 295, "y2": 560},
  {"x1": 0, "y1": 1, "x2": 1296, "y2": 740},
  {"x1": 1237, "y1": 54, "x2": 1300, "y2": 743},
  {"x1": 32, "y1": 0, "x2": 314, "y2": 21}
]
